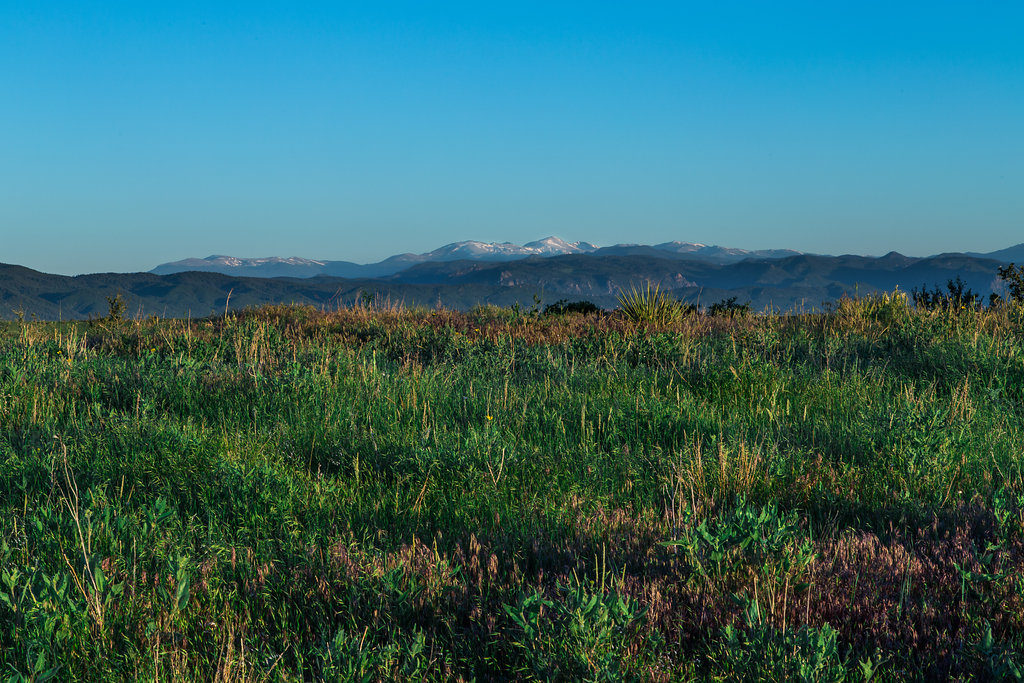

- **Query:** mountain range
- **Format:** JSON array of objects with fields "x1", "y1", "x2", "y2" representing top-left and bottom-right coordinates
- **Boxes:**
[
  {"x1": 2, "y1": 238, "x2": 1022, "y2": 320},
  {"x1": 150, "y1": 237, "x2": 803, "y2": 279}
]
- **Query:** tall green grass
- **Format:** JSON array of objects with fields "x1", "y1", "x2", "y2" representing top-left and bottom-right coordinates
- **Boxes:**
[{"x1": 1, "y1": 299, "x2": 1024, "y2": 679}]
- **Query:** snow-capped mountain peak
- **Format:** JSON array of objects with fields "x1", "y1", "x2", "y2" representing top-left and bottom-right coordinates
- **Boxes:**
[
  {"x1": 522, "y1": 236, "x2": 598, "y2": 255},
  {"x1": 151, "y1": 236, "x2": 803, "y2": 278},
  {"x1": 653, "y1": 241, "x2": 709, "y2": 253}
]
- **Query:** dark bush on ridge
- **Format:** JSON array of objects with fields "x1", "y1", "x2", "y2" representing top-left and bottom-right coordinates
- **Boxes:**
[
  {"x1": 707, "y1": 296, "x2": 751, "y2": 316},
  {"x1": 996, "y1": 263, "x2": 1024, "y2": 304},
  {"x1": 911, "y1": 276, "x2": 981, "y2": 310},
  {"x1": 542, "y1": 299, "x2": 602, "y2": 316}
]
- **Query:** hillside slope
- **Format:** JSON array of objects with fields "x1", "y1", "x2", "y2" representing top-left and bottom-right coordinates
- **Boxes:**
[{"x1": 0, "y1": 251, "x2": 1010, "y2": 319}]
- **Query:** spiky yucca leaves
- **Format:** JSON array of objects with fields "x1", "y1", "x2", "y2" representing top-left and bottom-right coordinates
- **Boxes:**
[{"x1": 616, "y1": 282, "x2": 686, "y2": 325}]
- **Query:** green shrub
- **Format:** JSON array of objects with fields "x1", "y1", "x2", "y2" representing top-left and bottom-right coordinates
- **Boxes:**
[
  {"x1": 105, "y1": 294, "x2": 127, "y2": 322},
  {"x1": 503, "y1": 576, "x2": 659, "y2": 680},
  {"x1": 708, "y1": 600, "x2": 847, "y2": 682},
  {"x1": 317, "y1": 626, "x2": 430, "y2": 681},
  {"x1": 664, "y1": 498, "x2": 814, "y2": 585},
  {"x1": 993, "y1": 486, "x2": 1024, "y2": 543}
]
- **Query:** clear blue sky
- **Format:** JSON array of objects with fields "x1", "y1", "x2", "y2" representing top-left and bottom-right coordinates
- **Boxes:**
[{"x1": 2, "y1": 2, "x2": 1022, "y2": 274}]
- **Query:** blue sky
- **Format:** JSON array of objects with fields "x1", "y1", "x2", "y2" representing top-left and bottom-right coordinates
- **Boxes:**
[{"x1": 2, "y1": 2, "x2": 1022, "y2": 274}]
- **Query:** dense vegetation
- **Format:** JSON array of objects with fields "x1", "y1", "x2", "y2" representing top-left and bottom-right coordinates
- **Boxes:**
[{"x1": 2, "y1": 295, "x2": 1024, "y2": 680}]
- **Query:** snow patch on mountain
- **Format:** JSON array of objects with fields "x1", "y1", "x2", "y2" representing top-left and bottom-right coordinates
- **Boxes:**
[
  {"x1": 173, "y1": 255, "x2": 327, "y2": 268},
  {"x1": 522, "y1": 237, "x2": 598, "y2": 255},
  {"x1": 424, "y1": 237, "x2": 598, "y2": 260}
]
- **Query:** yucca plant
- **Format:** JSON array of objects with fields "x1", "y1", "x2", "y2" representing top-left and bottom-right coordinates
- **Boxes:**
[{"x1": 616, "y1": 282, "x2": 684, "y2": 324}]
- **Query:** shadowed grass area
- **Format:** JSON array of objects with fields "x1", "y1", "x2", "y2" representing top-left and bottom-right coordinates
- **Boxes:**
[{"x1": 2, "y1": 296, "x2": 1024, "y2": 679}]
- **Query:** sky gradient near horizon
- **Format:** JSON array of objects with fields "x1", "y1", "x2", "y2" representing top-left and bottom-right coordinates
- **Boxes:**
[{"x1": 3, "y1": 2, "x2": 1023, "y2": 274}]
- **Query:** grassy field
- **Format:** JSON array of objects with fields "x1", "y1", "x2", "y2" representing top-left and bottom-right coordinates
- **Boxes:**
[{"x1": 2, "y1": 296, "x2": 1024, "y2": 680}]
